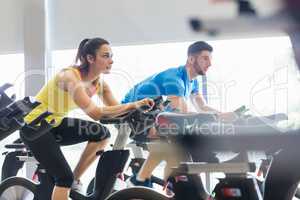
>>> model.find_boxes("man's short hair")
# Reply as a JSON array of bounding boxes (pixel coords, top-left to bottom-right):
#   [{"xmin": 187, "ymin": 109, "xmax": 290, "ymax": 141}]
[{"xmin": 187, "ymin": 41, "xmax": 213, "ymax": 56}]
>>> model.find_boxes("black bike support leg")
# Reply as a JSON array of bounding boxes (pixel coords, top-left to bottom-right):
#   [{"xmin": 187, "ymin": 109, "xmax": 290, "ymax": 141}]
[
  {"xmin": 92, "ymin": 150, "xmax": 130, "ymax": 200},
  {"xmin": 1, "ymin": 151, "xmax": 25, "ymax": 181},
  {"xmin": 34, "ymin": 167, "xmax": 54, "ymax": 200}
]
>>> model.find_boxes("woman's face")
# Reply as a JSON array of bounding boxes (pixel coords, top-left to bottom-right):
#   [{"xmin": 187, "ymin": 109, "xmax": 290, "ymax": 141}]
[{"xmin": 90, "ymin": 44, "xmax": 113, "ymax": 74}]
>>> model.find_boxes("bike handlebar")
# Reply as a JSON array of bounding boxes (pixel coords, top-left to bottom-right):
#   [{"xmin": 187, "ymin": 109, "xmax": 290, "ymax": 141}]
[
  {"xmin": 100, "ymin": 96, "xmax": 168, "ymax": 125},
  {"xmin": 0, "ymin": 83, "xmax": 54, "ymax": 142}
]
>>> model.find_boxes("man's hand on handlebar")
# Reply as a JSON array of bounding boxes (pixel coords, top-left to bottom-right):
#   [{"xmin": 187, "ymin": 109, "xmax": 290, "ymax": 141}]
[
  {"xmin": 134, "ymin": 98, "xmax": 155, "ymax": 111},
  {"xmin": 217, "ymin": 106, "xmax": 249, "ymax": 122},
  {"xmin": 217, "ymin": 112, "xmax": 239, "ymax": 122}
]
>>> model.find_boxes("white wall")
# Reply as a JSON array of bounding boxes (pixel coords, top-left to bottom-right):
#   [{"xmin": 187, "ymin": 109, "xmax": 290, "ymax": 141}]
[
  {"xmin": 0, "ymin": 0, "xmax": 289, "ymax": 96},
  {"xmin": 0, "ymin": 0, "xmax": 24, "ymax": 54},
  {"xmin": 48, "ymin": 0, "xmax": 237, "ymax": 50},
  {"xmin": 0, "ymin": 0, "xmax": 287, "ymax": 54},
  {"xmin": 48, "ymin": 0, "xmax": 285, "ymax": 50},
  {"xmin": 0, "ymin": 0, "xmax": 48, "ymax": 95}
]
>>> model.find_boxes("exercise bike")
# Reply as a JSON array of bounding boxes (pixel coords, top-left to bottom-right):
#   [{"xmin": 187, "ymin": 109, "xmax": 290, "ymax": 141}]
[
  {"xmin": 104, "ymin": 110, "xmax": 293, "ymax": 200},
  {"xmin": 0, "ymin": 82, "xmax": 44, "ymax": 183},
  {"xmin": 0, "ymin": 96, "xmax": 169, "ymax": 200},
  {"xmin": 0, "ymin": 83, "xmax": 41, "ymax": 142},
  {"xmin": 0, "ymin": 97, "xmax": 292, "ymax": 200}
]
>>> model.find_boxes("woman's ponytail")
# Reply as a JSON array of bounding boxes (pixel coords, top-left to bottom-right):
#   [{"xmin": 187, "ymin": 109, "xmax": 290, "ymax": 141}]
[{"xmin": 75, "ymin": 38, "xmax": 90, "ymax": 64}]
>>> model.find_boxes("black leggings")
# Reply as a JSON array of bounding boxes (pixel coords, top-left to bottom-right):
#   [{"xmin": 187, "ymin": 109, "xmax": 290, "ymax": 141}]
[{"xmin": 20, "ymin": 118, "xmax": 110, "ymax": 188}]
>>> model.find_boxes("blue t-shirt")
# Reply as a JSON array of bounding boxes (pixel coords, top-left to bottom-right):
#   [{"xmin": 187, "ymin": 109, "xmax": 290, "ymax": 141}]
[{"xmin": 122, "ymin": 66, "xmax": 199, "ymax": 103}]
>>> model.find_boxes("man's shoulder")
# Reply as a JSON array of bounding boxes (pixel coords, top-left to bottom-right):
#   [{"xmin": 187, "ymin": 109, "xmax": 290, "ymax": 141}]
[
  {"xmin": 134, "ymin": 65, "xmax": 184, "ymax": 88},
  {"xmin": 157, "ymin": 65, "xmax": 184, "ymax": 79}
]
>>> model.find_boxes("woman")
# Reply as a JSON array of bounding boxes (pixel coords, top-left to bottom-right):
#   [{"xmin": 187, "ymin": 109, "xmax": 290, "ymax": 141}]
[{"xmin": 21, "ymin": 37, "xmax": 154, "ymax": 200}]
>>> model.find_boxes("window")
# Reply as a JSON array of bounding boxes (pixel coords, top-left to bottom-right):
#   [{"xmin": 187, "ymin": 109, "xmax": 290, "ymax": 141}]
[
  {"xmin": 52, "ymin": 36, "xmax": 299, "ymax": 115},
  {"xmin": 207, "ymin": 36, "xmax": 299, "ymax": 116},
  {"xmin": 0, "ymin": 53, "xmax": 25, "ymax": 97}
]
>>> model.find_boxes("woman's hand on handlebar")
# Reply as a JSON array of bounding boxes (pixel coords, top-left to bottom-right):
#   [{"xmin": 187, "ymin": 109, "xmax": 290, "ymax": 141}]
[{"xmin": 135, "ymin": 98, "xmax": 155, "ymax": 111}]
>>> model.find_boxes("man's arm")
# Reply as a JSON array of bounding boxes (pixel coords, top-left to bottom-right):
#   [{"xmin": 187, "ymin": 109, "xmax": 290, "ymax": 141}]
[
  {"xmin": 166, "ymin": 96, "xmax": 189, "ymax": 113},
  {"xmin": 190, "ymin": 93, "xmax": 220, "ymax": 114},
  {"xmin": 190, "ymin": 93, "xmax": 238, "ymax": 121}
]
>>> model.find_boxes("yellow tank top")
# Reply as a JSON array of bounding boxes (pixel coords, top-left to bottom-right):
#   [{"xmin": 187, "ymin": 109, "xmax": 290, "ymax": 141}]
[{"xmin": 24, "ymin": 67, "xmax": 99, "ymax": 127}]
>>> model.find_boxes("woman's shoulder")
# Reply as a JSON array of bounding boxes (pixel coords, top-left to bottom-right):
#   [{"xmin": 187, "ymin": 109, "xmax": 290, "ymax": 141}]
[
  {"xmin": 54, "ymin": 66, "xmax": 82, "ymax": 89},
  {"xmin": 57, "ymin": 66, "xmax": 81, "ymax": 81}
]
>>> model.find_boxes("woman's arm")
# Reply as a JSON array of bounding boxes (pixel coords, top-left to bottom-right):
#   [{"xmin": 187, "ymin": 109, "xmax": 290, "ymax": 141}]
[
  {"xmin": 99, "ymin": 81, "xmax": 119, "ymax": 106},
  {"xmin": 57, "ymin": 70, "xmax": 153, "ymax": 120}
]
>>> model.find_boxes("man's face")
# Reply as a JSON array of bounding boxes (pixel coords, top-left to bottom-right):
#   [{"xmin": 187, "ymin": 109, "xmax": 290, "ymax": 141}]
[{"xmin": 191, "ymin": 50, "xmax": 212, "ymax": 75}]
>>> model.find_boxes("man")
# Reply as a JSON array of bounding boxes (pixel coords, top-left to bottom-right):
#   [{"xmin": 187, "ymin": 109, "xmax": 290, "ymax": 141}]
[{"xmin": 122, "ymin": 41, "xmax": 237, "ymax": 188}]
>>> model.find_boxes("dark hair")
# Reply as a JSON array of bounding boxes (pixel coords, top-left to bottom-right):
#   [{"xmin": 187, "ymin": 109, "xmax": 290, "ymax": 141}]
[
  {"xmin": 75, "ymin": 37, "xmax": 110, "ymax": 75},
  {"xmin": 187, "ymin": 41, "xmax": 213, "ymax": 56}
]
